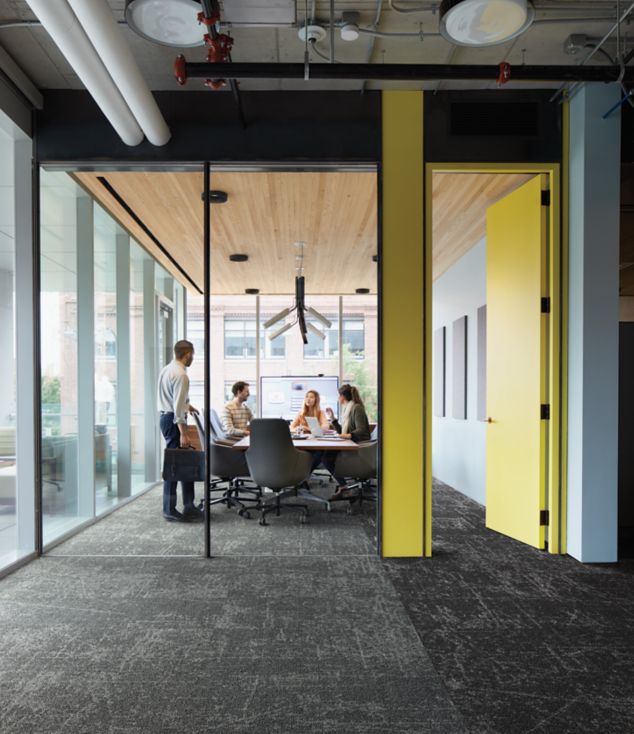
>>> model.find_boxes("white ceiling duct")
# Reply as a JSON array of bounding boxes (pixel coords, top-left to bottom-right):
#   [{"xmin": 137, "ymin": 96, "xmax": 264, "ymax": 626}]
[
  {"xmin": 24, "ymin": 0, "xmax": 143, "ymax": 146},
  {"xmin": 67, "ymin": 0, "xmax": 171, "ymax": 146}
]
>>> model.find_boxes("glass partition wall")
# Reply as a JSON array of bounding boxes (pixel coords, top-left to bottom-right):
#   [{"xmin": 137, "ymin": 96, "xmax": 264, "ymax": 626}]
[
  {"xmin": 0, "ymin": 116, "xmax": 35, "ymax": 572},
  {"xmin": 187, "ymin": 293, "xmax": 378, "ymax": 421},
  {"xmin": 40, "ymin": 169, "xmax": 186, "ymax": 546}
]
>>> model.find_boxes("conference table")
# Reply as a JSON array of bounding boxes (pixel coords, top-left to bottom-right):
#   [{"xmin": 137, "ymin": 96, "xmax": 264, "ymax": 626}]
[{"xmin": 231, "ymin": 435, "xmax": 359, "ymax": 451}]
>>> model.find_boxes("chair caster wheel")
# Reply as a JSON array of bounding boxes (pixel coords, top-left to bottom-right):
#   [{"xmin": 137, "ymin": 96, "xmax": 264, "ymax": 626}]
[
  {"xmin": 259, "ymin": 517, "xmax": 267, "ymax": 526},
  {"xmin": 239, "ymin": 510, "xmax": 251, "ymax": 519}
]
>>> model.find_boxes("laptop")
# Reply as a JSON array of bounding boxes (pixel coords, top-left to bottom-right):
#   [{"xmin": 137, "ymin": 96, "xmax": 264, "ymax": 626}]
[
  {"xmin": 306, "ymin": 416, "xmax": 345, "ymax": 440},
  {"xmin": 305, "ymin": 416, "xmax": 324, "ymax": 436}
]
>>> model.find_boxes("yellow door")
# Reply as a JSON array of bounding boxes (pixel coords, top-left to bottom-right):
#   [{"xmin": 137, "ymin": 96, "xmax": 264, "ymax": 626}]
[{"xmin": 486, "ymin": 175, "xmax": 549, "ymax": 549}]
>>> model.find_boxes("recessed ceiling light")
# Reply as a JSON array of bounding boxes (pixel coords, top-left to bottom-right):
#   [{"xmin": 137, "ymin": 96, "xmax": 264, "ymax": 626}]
[
  {"xmin": 439, "ymin": 0, "xmax": 535, "ymax": 47},
  {"xmin": 229, "ymin": 254, "xmax": 248, "ymax": 262},
  {"xmin": 125, "ymin": 0, "xmax": 205, "ymax": 48}
]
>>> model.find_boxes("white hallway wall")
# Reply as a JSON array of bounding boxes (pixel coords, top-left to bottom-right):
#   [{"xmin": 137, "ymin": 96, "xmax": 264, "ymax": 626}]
[{"xmin": 432, "ymin": 237, "xmax": 487, "ymax": 505}]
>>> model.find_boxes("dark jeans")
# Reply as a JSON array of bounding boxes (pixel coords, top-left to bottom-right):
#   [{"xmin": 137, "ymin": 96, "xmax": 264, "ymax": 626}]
[
  {"xmin": 160, "ymin": 413, "xmax": 195, "ymax": 515},
  {"xmin": 321, "ymin": 451, "xmax": 345, "ymax": 487},
  {"xmin": 310, "ymin": 451, "xmax": 323, "ymax": 473}
]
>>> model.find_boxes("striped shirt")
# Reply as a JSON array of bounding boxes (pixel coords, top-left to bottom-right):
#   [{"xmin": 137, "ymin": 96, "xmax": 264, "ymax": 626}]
[
  {"xmin": 222, "ymin": 398, "xmax": 253, "ymax": 437},
  {"xmin": 157, "ymin": 360, "xmax": 190, "ymax": 425}
]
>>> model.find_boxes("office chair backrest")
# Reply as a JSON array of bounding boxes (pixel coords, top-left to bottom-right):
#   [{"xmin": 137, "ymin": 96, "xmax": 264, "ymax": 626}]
[
  {"xmin": 193, "ymin": 411, "xmax": 206, "ymax": 447},
  {"xmin": 210, "ymin": 408, "xmax": 226, "ymax": 439},
  {"xmin": 193, "ymin": 410, "xmax": 250, "ymax": 478},
  {"xmin": 246, "ymin": 418, "xmax": 311, "ymax": 490},
  {"xmin": 210, "ymin": 440, "xmax": 250, "ymax": 479},
  {"xmin": 334, "ymin": 441, "xmax": 377, "ymax": 480}
]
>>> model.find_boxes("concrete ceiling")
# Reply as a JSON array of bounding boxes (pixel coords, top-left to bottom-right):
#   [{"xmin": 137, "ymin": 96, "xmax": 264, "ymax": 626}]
[{"xmin": 0, "ymin": 1, "xmax": 628, "ymax": 93}]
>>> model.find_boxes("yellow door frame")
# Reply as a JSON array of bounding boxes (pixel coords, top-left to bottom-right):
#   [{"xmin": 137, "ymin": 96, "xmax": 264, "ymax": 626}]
[{"xmin": 424, "ymin": 161, "xmax": 567, "ymax": 554}]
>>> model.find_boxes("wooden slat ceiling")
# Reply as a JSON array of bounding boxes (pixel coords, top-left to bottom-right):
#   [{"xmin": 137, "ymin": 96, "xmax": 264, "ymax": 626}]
[
  {"xmin": 74, "ymin": 171, "xmax": 377, "ymax": 295},
  {"xmin": 432, "ymin": 172, "xmax": 535, "ymax": 280}
]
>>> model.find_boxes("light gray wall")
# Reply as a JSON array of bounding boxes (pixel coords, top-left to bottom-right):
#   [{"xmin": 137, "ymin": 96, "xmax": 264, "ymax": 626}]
[
  {"xmin": 432, "ymin": 237, "xmax": 487, "ymax": 505},
  {"xmin": 568, "ymin": 83, "xmax": 620, "ymax": 563}
]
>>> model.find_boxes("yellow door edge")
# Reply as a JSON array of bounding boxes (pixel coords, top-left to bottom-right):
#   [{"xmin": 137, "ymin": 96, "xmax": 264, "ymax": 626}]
[{"xmin": 424, "ymin": 164, "xmax": 433, "ymax": 557}]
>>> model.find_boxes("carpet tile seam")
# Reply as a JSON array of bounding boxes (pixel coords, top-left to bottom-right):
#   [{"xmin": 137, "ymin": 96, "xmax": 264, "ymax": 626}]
[{"xmin": 369, "ymin": 555, "xmax": 470, "ymax": 732}]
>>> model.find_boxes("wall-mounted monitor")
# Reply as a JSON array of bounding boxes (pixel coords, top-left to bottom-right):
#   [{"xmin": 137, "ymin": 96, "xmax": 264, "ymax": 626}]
[{"xmin": 259, "ymin": 376, "xmax": 340, "ymax": 421}]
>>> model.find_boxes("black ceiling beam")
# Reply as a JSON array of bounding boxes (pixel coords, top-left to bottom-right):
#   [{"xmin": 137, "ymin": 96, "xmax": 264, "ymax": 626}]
[{"xmin": 183, "ymin": 62, "xmax": 634, "ymax": 84}]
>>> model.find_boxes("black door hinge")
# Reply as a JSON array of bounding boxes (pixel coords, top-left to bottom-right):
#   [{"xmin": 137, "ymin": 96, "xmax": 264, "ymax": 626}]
[
  {"xmin": 540, "ymin": 510, "xmax": 549, "ymax": 526},
  {"xmin": 540, "ymin": 404, "xmax": 550, "ymax": 420},
  {"xmin": 541, "ymin": 190, "xmax": 551, "ymax": 206},
  {"xmin": 541, "ymin": 297, "xmax": 551, "ymax": 314}
]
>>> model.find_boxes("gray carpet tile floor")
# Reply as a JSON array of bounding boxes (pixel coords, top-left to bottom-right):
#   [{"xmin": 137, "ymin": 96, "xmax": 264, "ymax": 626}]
[
  {"xmin": 47, "ymin": 482, "xmax": 378, "ymax": 558},
  {"xmin": 2, "ymin": 479, "xmax": 634, "ymax": 732},
  {"xmin": 384, "ymin": 480, "xmax": 634, "ymax": 734}
]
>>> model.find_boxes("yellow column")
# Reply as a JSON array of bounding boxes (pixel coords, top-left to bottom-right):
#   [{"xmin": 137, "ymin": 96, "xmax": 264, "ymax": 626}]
[{"xmin": 381, "ymin": 91, "xmax": 428, "ymax": 557}]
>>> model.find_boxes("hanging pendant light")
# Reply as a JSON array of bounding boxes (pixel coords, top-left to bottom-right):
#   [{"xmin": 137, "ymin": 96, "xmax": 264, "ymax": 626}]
[{"xmin": 439, "ymin": 0, "xmax": 535, "ymax": 47}]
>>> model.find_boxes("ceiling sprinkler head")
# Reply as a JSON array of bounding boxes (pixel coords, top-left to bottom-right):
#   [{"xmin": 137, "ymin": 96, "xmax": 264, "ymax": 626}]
[{"xmin": 297, "ymin": 24, "xmax": 327, "ymax": 44}]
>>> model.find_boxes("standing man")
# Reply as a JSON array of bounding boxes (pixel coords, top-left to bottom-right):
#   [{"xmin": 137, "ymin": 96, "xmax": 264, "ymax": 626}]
[
  {"xmin": 222, "ymin": 381, "xmax": 253, "ymax": 438},
  {"xmin": 157, "ymin": 340, "xmax": 202, "ymax": 522}
]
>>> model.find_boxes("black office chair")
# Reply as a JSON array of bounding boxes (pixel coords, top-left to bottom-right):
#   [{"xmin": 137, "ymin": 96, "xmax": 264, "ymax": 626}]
[
  {"xmin": 246, "ymin": 419, "xmax": 312, "ymax": 526},
  {"xmin": 193, "ymin": 412, "xmax": 261, "ymax": 518},
  {"xmin": 333, "ymin": 441, "xmax": 378, "ymax": 514}
]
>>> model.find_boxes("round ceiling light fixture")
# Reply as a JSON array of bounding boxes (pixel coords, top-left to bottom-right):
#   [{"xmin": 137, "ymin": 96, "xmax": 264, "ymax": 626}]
[
  {"xmin": 439, "ymin": 0, "xmax": 534, "ymax": 47},
  {"xmin": 125, "ymin": 0, "xmax": 205, "ymax": 48},
  {"xmin": 340, "ymin": 23, "xmax": 360, "ymax": 42}
]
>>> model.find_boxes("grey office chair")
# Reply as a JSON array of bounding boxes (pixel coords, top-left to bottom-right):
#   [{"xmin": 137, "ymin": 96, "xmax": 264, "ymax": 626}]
[
  {"xmin": 246, "ymin": 418, "xmax": 312, "ymax": 526},
  {"xmin": 210, "ymin": 408, "xmax": 230, "ymax": 441},
  {"xmin": 193, "ymin": 412, "xmax": 261, "ymax": 518},
  {"xmin": 333, "ymin": 441, "xmax": 378, "ymax": 513}
]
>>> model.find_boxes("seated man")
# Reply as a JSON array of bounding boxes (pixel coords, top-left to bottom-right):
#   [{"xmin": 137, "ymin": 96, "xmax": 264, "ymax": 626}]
[{"xmin": 222, "ymin": 381, "xmax": 254, "ymax": 438}]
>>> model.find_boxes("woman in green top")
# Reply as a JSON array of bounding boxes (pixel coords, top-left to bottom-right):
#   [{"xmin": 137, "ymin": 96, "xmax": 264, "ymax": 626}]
[{"xmin": 323, "ymin": 384, "xmax": 371, "ymax": 499}]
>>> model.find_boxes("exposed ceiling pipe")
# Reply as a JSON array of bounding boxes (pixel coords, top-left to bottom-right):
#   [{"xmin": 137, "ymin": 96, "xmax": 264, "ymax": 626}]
[
  {"xmin": 66, "ymin": 0, "xmax": 171, "ymax": 146},
  {"xmin": 329, "ymin": 0, "xmax": 335, "ymax": 63},
  {"xmin": 361, "ymin": 0, "xmax": 385, "ymax": 92},
  {"xmin": 23, "ymin": 0, "xmax": 143, "ymax": 146},
  {"xmin": 551, "ymin": 0, "xmax": 634, "ymax": 101},
  {"xmin": 181, "ymin": 61, "xmax": 634, "ymax": 83}
]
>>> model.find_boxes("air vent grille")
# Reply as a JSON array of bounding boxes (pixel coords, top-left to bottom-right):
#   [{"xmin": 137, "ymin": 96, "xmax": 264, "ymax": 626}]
[{"xmin": 450, "ymin": 102, "xmax": 540, "ymax": 136}]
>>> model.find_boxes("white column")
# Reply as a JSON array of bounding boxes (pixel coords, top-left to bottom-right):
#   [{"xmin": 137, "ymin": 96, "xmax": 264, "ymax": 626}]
[
  {"xmin": 14, "ymin": 138, "xmax": 36, "ymax": 554},
  {"xmin": 143, "ymin": 258, "xmax": 158, "ymax": 481},
  {"xmin": 567, "ymin": 83, "xmax": 621, "ymax": 562},
  {"xmin": 116, "ymin": 231, "xmax": 131, "ymax": 498},
  {"xmin": 76, "ymin": 195, "xmax": 95, "ymax": 519}
]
